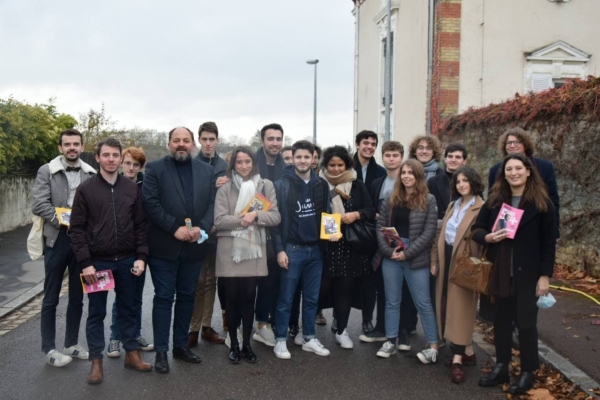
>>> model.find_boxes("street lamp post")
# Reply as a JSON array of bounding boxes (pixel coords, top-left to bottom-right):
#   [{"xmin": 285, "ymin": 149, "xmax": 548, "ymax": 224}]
[{"xmin": 306, "ymin": 59, "xmax": 319, "ymax": 144}]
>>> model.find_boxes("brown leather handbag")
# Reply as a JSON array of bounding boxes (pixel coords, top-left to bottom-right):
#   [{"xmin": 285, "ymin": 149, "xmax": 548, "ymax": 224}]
[{"xmin": 450, "ymin": 231, "xmax": 493, "ymax": 295}]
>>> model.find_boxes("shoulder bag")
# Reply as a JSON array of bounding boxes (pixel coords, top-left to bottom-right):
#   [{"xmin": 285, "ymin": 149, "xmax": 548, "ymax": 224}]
[{"xmin": 449, "ymin": 230, "xmax": 493, "ymax": 295}]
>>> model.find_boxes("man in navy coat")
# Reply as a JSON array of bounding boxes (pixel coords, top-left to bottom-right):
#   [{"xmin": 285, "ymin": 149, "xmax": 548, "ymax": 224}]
[{"xmin": 142, "ymin": 126, "xmax": 216, "ymax": 373}]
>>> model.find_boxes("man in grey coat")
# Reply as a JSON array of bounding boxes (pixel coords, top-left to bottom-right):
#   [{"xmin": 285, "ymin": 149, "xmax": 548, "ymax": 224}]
[{"xmin": 31, "ymin": 128, "xmax": 96, "ymax": 367}]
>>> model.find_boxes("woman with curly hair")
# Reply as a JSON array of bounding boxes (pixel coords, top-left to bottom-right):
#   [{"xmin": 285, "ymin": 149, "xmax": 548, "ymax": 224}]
[
  {"xmin": 373, "ymin": 160, "xmax": 439, "ymax": 364},
  {"xmin": 317, "ymin": 146, "xmax": 375, "ymax": 349}
]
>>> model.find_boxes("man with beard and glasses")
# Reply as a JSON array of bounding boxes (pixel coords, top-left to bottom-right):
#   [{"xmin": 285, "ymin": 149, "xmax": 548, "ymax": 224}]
[
  {"xmin": 32, "ymin": 128, "xmax": 96, "ymax": 367},
  {"xmin": 71, "ymin": 138, "xmax": 152, "ymax": 384},
  {"xmin": 142, "ymin": 127, "xmax": 216, "ymax": 373}
]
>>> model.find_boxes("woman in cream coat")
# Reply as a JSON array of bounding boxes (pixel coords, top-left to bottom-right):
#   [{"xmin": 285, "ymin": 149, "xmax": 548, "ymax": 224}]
[
  {"xmin": 431, "ymin": 166, "xmax": 484, "ymax": 384},
  {"xmin": 214, "ymin": 146, "xmax": 280, "ymax": 364}
]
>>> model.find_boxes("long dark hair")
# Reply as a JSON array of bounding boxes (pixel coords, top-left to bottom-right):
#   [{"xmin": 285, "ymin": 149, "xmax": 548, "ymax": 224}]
[
  {"xmin": 227, "ymin": 146, "xmax": 259, "ymax": 178},
  {"xmin": 390, "ymin": 160, "xmax": 429, "ymax": 210},
  {"xmin": 488, "ymin": 153, "xmax": 549, "ymax": 211}
]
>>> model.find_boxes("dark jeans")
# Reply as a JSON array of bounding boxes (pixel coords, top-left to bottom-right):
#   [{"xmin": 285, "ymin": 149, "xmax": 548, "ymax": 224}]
[
  {"xmin": 87, "ymin": 257, "xmax": 137, "ymax": 360},
  {"xmin": 289, "ymin": 285, "xmax": 302, "ymax": 327},
  {"xmin": 110, "ymin": 268, "xmax": 146, "ymax": 340},
  {"xmin": 255, "ymin": 257, "xmax": 281, "ymax": 324},
  {"xmin": 275, "ymin": 244, "xmax": 322, "ymax": 340},
  {"xmin": 40, "ymin": 230, "xmax": 83, "ymax": 354},
  {"xmin": 149, "ymin": 249, "xmax": 203, "ymax": 352},
  {"xmin": 495, "ymin": 296, "xmax": 539, "ymax": 372}
]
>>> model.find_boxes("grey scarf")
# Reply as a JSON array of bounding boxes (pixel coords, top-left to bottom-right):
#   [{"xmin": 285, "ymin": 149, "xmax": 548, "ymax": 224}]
[{"xmin": 422, "ymin": 159, "xmax": 439, "ymax": 181}]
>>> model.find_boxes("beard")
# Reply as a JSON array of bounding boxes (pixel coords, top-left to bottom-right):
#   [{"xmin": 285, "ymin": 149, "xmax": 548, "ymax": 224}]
[{"xmin": 170, "ymin": 148, "xmax": 191, "ymax": 162}]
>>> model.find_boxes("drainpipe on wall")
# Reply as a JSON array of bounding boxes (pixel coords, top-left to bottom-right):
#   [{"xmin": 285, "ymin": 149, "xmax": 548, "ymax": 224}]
[
  {"xmin": 353, "ymin": 2, "xmax": 360, "ymax": 137},
  {"xmin": 426, "ymin": 0, "xmax": 435, "ymax": 135},
  {"xmin": 383, "ymin": 0, "xmax": 392, "ymax": 142}
]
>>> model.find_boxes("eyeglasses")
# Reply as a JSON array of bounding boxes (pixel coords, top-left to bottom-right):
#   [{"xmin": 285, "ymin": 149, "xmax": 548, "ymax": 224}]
[
  {"xmin": 417, "ymin": 146, "xmax": 433, "ymax": 151},
  {"xmin": 506, "ymin": 140, "xmax": 522, "ymax": 147},
  {"xmin": 123, "ymin": 161, "xmax": 141, "ymax": 168}
]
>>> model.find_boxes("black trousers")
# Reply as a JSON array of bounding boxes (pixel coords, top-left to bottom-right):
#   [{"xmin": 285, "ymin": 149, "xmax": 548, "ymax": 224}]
[
  {"xmin": 494, "ymin": 296, "xmax": 539, "ymax": 372},
  {"xmin": 224, "ymin": 277, "xmax": 259, "ymax": 347}
]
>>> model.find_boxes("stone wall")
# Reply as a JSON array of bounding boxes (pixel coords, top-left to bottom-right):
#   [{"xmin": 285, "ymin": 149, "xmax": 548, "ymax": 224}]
[
  {"xmin": 0, "ymin": 177, "xmax": 35, "ymax": 233},
  {"xmin": 438, "ymin": 120, "xmax": 600, "ymax": 278}
]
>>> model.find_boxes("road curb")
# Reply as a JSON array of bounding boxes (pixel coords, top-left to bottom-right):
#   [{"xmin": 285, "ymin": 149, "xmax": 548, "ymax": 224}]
[
  {"xmin": 474, "ymin": 328, "xmax": 600, "ymax": 396},
  {"xmin": 0, "ymin": 281, "xmax": 45, "ymax": 319}
]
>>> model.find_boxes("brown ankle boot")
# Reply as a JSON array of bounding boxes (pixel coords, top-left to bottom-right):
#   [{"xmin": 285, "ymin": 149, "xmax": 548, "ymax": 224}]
[
  {"xmin": 87, "ymin": 359, "xmax": 103, "ymax": 384},
  {"xmin": 125, "ymin": 350, "xmax": 153, "ymax": 372}
]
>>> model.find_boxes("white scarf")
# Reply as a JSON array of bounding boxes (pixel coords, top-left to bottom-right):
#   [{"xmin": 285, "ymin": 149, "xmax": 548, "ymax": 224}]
[{"xmin": 231, "ymin": 173, "xmax": 265, "ymax": 263}]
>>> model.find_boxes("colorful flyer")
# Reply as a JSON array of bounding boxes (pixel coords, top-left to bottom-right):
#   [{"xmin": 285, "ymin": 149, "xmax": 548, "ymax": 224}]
[
  {"xmin": 80, "ymin": 270, "xmax": 115, "ymax": 294},
  {"xmin": 320, "ymin": 213, "xmax": 342, "ymax": 240},
  {"xmin": 492, "ymin": 203, "xmax": 524, "ymax": 239}
]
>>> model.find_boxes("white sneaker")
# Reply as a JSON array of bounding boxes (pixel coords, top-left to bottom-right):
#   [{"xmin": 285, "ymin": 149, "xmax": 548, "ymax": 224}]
[
  {"xmin": 253, "ymin": 325, "xmax": 276, "ymax": 347},
  {"xmin": 417, "ymin": 348, "xmax": 438, "ymax": 364},
  {"xmin": 63, "ymin": 344, "xmax": 89, "ymax": 360},
  {"xmin": 274, "ymin": 341, "xmax": 291, "ymax": 359},
  {"xmin": 294, "ymin": 329, "xmax": 304, "ymax": 346},
  {"xmin": 46, "ymin": 349, "xmax": 73, "ymax": 367},
  {"xmin": 136, "ymin": 336, "xmax": 154, "ymax": 351},
  {"xmin": 302, "ymin": 338, "xmax": 330, "ymax": 356},
  {"xmin": 335, "ymin": 329, "xmax": 354, "ymax": 349},
  {"xmin": 225, "ymin": 328, "xmax": 243, "ymax": 349}
]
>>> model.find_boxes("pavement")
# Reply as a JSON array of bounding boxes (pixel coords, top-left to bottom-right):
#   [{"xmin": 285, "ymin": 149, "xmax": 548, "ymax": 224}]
[{"xmin": 0, "ymin": 225, "xmax": 598, "ymax": 399}]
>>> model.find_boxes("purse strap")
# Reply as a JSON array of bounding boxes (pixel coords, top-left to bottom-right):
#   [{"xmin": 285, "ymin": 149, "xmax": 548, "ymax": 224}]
[{"xmin": 462, "ymin": 229, "xmax": 489, "ymax": 261}]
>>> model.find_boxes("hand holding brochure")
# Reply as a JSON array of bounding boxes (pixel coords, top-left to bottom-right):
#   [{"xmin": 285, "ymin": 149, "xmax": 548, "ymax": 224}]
[
  {"xmin": 321, "ymin": 213, "xmax": 342, "ymax": 240},
  {"xmin": 80, "ymin": 270, "xmax": 115, "ymax": 294},
  {"xmin": 380, "ymin": 227, "xmax": 405, "ymax": 249},
  {"xmin": 55, "ymin": 207, "xmax": 71, "ymax": 227},
  {"xmin": 492, "ymin": 203, "xmax": 524, "ymax": 239},
  {"xmin": 242, "ymin": 193, "xmax": 272, "ymax": 214}
]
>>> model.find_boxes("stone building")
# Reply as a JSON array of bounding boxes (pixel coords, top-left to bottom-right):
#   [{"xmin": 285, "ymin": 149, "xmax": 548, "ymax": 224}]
[{"xmin": 351, "ymin": 0, "xmax": 600, "ymax": 145}]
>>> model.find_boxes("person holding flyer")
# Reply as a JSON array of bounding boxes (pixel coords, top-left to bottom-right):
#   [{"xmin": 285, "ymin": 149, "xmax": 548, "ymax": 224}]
[
  {"xmin": 214, "ymin": 147, "xmax": 281, "ymax": 364},
  {"xmin": 70, "ymin": 138, "xmax": 152, "ymax": 384},
  {"xmin": 473, "ymin": 153, "xmax": 556, "ymax": 395}
]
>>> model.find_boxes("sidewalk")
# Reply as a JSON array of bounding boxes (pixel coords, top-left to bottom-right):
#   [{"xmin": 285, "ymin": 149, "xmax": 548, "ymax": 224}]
[{"xmin": 0, "ymin": 224, "xmax": 45, "ymax": 317}]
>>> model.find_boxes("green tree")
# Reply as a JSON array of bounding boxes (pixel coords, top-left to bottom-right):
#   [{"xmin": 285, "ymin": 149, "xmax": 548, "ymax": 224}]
[{"xmin": 0, "ymin": 97, "xmax": 77, "ymax": 175}]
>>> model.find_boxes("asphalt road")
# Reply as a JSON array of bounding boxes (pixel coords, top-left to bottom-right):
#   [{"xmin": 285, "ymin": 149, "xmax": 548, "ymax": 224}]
[{"xmin": 0, "ymin": 276, "xmax": 508, "ymax": 400}]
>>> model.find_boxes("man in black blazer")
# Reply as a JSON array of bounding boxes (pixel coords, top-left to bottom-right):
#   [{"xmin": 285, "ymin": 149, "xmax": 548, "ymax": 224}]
[{"xmin": 142, "ymin": 126, "xmax": 216, "ymax": 373}]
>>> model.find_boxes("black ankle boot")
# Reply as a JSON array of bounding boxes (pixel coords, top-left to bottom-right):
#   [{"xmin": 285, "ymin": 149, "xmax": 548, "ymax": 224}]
[
  {"xmin": 241, "ymin": 345, "xmax": 257, "ymax": 363},
  {"xmin": 508, "ymin": 371, "xmax": 535, "ymax": 395},
  {"xmin": 478, "ymin": 363, "xmax": 510, "ymax": 387},
  {"xmin": 229, "ymin": 345, "xmax": 240, "ymax": 364}
]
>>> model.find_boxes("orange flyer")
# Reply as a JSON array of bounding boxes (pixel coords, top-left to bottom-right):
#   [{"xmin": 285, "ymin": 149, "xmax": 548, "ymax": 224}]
[{"xmin": 241, "ymin": 193, "xmax": 272, "ymax": 214}]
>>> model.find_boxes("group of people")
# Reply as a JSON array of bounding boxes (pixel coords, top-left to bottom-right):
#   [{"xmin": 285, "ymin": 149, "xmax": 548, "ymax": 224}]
[{"xmin": 32, "ymin": 123, "xmax": 558, "ymax": 396}]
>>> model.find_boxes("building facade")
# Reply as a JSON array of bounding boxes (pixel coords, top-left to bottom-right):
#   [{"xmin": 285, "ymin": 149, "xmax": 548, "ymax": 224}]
[{"xmin": 352, "ymin": 0, "xmax": 600, "ymax": 146}]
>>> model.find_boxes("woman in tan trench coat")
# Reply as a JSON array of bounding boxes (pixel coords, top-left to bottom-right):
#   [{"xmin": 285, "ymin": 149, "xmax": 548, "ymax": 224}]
[
  {"xmin": 430, "ymin": 166, "xmax": 484, "ymax": 384},
  {"xmin": 214, "ymin": 147, "xmax": 281, "ymax": 364}
]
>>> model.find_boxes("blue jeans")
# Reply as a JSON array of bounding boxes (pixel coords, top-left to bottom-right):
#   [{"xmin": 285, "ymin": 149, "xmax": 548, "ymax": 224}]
[
  {"xmin": 255, "ymin": 257, "xmax": 280, "ymax": 324},
  {"xmin": 382, "ymin": 256, "xmax": 439, "ymax": 344},
  {"xmin": 110, "ymin": 268, "xmax": 146, "ymax": 340},
  {"xmin": 149, "ymin": 249, "xmax": 202, "ymax": 352},
  {"xmin": 275, "ymin": 244, "xmax": 322, "ymax": 341},
  {"xmin": 86, "ymin": 257, "xmax": 137, "ymax": 360},
  {"xmin": 41, "ymin": 230, "xmax": 83, "ymax": 353}
]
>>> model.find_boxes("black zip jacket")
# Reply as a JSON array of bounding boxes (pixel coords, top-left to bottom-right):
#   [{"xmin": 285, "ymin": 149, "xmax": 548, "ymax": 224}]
[{"xmin": 70, "ymin": 173, "xmax": 148, "ymax": 269}]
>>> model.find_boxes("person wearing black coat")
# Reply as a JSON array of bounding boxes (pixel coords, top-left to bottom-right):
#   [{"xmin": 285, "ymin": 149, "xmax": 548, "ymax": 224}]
[
  {"xmin": 473, "ymin": 154, "xmax": 556, "ymax": 396},
  {"xmin": 318, "ymin": 146, "xmax": 376, "ymax": 349},
  {"xmin": 352, "ymin": 130, "xmax": 386, "ymax": 191}
]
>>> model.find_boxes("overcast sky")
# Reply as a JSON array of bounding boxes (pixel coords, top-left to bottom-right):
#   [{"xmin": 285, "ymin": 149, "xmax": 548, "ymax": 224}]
[{"xmin": 0, "ymin": 0, "xmax": 356, "ymax": 148}]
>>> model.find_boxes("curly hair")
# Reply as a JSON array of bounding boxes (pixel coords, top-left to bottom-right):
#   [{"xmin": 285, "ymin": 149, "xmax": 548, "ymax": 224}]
[
  {"xmin": 488, "ymin": 153, "xmax": 549, "ymax": 212},
  {"xmin": 497, "ymin": 127, "xmax": 535, "ymax": 157},
  {"xmin": 450, "ymin": 166, "xmax": 484, "ymax": 198},
  {"xmin": 390, "ymin": 160, "xmax": 429, "ymax": 211},
  {"xmin": 320, "ymin": 145, "xmax": 353, "ymax": 170},
  {"xmin": 408, "ymin": 135, "xmax": 442, "ymax": 162}
]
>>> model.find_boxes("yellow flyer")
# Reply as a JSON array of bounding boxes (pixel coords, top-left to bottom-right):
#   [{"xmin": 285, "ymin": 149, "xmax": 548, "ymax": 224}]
[{"xmin": 320, "ymin": 213, "xmax": 341, "ymax": 240}]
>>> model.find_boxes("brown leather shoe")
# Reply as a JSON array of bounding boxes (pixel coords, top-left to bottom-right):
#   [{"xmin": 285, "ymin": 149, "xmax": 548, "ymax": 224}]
[
  {"xmin": 188, "ymin": 331, "xmax": 199, "ymax": 348},
  {"xmin": 124, "ymin": 350, "xmax": 153, "ymax": 372},
  {"xmin": 201, "ymin": 327, "xmax": 225, "ymax": 344},
  {"xmin": 451, "ymin": 363, "xmax": 466, "ymax": 384},
  {"xmin": 87, "ymin": 359, "xmax": 103, "ymax": 385}
]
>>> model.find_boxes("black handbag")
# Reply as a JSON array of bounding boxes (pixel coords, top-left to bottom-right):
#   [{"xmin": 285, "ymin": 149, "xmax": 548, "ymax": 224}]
[{"xmin": 342, "ymin": 220, "xmax": 377, "ymax": 254}]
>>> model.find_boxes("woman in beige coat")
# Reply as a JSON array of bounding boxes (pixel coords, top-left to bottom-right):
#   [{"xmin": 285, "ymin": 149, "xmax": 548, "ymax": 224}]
[
  {"xmin": 430, "ymin": 166, "xmax": 484, "ymax": 384},
  {"xmin": 214, "ymin": 147, "xmax": 280, "ymax": 364}
]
